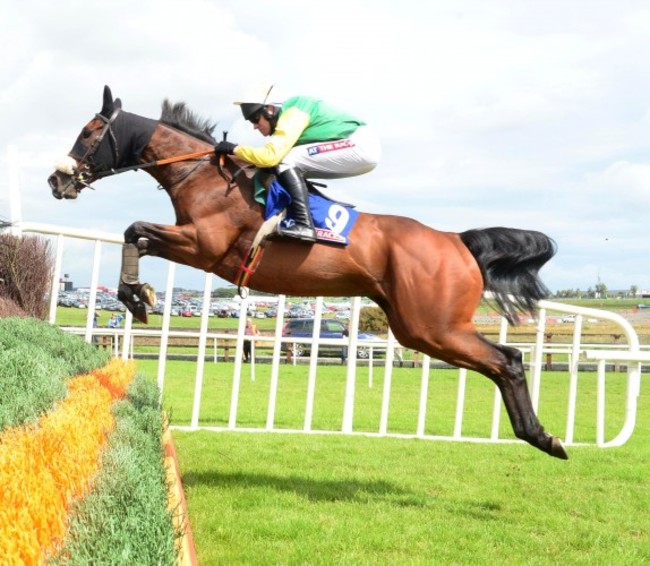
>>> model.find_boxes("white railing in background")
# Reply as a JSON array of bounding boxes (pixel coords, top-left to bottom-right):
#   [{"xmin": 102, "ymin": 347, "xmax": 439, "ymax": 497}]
[
  {"xmin": 535, "ymin": 300, "xmax": 644, "ymax": 447},
  {"xmin": 6, "ymin": 219, "xmax": 647, "ymax": 449}
]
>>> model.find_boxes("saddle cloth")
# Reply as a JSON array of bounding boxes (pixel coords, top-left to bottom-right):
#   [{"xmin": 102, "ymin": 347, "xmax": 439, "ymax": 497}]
[{"xmin": 263, "ymin": 180, "xmax": 359, "ymax": 245}]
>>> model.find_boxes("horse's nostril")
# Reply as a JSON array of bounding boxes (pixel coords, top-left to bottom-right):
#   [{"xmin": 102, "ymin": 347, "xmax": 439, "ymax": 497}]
[{"xmin": 48, "ymin": 174, "xmax": 58, "ymax": 190}]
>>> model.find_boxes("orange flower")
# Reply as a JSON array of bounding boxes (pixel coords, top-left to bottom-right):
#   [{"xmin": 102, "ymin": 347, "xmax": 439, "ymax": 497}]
[{"xmin": 0, "ymin": 359, "xmax": 136, "ymax": 564}]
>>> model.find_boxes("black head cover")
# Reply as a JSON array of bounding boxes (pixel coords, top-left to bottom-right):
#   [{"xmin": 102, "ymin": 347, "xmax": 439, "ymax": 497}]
[{"xmin": 71, "ymin": 85, "xmax": 157, "ymax": 169}]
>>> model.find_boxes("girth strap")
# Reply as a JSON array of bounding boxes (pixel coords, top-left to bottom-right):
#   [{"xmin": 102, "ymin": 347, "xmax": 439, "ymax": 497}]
[{"xmin": 236, "ymin": 211, "xmax": 286, "ymax": 297}]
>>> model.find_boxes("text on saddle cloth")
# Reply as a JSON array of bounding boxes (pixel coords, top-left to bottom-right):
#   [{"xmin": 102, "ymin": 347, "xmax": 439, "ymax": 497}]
[{"xmin": 264, "ymin": 180, "xmax": 359, "ymax": 245}]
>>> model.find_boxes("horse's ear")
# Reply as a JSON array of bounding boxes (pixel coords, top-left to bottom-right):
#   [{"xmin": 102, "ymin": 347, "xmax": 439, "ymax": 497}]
[
  {"xmin": 114, "ymin": 97, "xmax": 122, "ymax": 109},
  {"xmin": 101, "ymin": 85, "xmax": 114, "ymax": 117}
]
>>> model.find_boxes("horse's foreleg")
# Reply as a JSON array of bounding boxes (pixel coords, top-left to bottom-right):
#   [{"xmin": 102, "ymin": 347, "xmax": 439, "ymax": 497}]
[
  {"xmin": 118, "ymin": 221, "xmax": 201, "ymax": 323},
  {"xmin": 117, "ymin": 242, "xmax": 156, "ymax": 323}
]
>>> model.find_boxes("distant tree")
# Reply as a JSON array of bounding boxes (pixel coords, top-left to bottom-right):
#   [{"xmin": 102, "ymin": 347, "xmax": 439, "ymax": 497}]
[
  {"xmin": 212, "ymin": 287, "xmax": 238, "ymax": 298},
  {"xmin": 631, "ymin": 285, "xmax": 638, "ymax": 298},
  {"xmin": 554, "ymin": 289, "xmax": 573, "ymax": 298},
  {"xmin": 554, "ymin": 288, "xmax": 585, "ymax": 299},
  {"xmin": 359, "ymin": 306, "xmax": 388, "ymax": 333},
  {"xmin": 594, "ymin": 282, "xmax": 608, "ymax": 298}
]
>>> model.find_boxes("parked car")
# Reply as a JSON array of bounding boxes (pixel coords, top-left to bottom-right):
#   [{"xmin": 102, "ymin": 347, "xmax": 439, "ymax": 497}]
[
  {"xmin": 282, "ymin": 318, "xmax": 382, "ymax": 358},
  {"xmin": 356, "ymin": 331, "xmax": 383, "ymax": 359}
]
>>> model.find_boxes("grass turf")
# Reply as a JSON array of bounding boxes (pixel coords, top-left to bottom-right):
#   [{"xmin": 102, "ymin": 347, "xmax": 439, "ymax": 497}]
[{"xmin": 136, "ymin": 359, "xmax": 650, "ymax": 564}]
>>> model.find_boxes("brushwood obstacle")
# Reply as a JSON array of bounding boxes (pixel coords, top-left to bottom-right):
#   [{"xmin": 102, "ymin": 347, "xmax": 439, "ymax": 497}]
[{"xmin": 5, "ymin": 219, "xmax": 647, "ymax": 450}]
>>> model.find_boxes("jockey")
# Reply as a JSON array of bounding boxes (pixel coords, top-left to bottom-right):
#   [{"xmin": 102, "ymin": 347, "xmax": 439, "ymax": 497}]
[{"xmin": 214, "ymin": 91, "xmax": 381, "ymax": 242}]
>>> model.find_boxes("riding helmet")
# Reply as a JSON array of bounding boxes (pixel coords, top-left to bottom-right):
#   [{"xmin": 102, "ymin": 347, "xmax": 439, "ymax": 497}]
[{"xmin": 236, "ymin": 102, "xmax": 265, "ymax": 121}]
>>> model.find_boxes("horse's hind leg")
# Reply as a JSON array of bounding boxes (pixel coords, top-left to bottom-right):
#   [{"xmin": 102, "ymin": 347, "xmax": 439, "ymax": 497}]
[
  {"xmin": 389, "ymin": 313, "xmax": 568, "ymax": 459},
  {"xmin": 486, "ymin": 340, "xmax": 568, "ymax": 459},
  {"xmin": 442, "ymin": 331, "xmax": 568, "ymax": 459}
]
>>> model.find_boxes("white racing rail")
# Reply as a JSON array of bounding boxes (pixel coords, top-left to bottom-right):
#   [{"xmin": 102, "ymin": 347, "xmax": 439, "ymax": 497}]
[
  {"xmin": 535, "ymin": 300, "xmax": 643, "ymax": 447},
  {"xmin": 6, "ymin": 219, "xmax": 647, "ymax": 448}
]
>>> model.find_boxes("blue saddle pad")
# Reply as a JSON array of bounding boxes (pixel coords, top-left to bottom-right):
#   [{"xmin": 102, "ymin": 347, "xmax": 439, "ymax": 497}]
[{"xmin": 264, "ymin": 180, "xmax": 359, "ymax": 245}]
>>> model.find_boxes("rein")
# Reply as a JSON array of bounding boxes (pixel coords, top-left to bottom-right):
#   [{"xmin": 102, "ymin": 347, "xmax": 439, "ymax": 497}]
[
  {"xmin": 94, "ymin": 148, "xmax": 214, "ymax": 179},
  {"xmin": 93, "ymin": 148, "xmax": 240, "ymax": 189}
]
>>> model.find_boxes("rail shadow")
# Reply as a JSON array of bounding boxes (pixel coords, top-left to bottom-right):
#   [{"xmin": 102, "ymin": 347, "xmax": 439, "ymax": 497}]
[{"xmin": 180, "ymin": 470, "xmax": 429, "ymax": 507}]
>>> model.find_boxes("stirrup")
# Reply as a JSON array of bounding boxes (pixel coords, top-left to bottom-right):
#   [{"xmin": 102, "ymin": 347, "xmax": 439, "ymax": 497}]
[{"xmin": 274, "ymin": 223, "xmax": 316, "ymax": 243}]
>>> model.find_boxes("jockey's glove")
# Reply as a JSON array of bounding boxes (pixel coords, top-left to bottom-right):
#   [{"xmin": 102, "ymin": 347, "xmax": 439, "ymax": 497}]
[{"xmin": 214, "ymin": 141, "xmax": 237, "ymax": 155}]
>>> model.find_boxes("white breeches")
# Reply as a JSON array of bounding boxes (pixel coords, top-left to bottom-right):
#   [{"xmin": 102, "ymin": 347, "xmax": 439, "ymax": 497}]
[{"xmin": 276, "ymin": 125, "xmax": 381, "ymax": 180}]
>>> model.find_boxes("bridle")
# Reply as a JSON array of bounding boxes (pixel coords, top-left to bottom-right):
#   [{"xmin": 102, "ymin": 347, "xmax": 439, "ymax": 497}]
[
  {"xmin": 71, "ymin": 108, "xmax": 122, "ymax": 189},
  {"xmin": 65, "ymin": 111, "xmax": 240, "ymax": 191}
]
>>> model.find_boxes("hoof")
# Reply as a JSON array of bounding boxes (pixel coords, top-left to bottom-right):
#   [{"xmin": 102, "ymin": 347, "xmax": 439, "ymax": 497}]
[
  {"xmin": 549, "ymin": 436, "xmax": 569, "ymax": 460},
  {"xmin": 131, "ymin": 302, "xmax": 148, "ymax": 324},
  {"xmin": 139, "ymin": 283, "xmax": 156, "ymax": 308}
]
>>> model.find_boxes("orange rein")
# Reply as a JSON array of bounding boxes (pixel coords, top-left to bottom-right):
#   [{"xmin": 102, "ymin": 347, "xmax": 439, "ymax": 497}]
[
  {"xmin": 156, "ymin": 150, "xmax": 234, "ymax": 188},
  {"xmin": 94, "ymin": 148, "xmax": 235, "ymax": 188},
  {"xmin": 154, "ymin": 149, "xmax": 214, "ymax": 166}
]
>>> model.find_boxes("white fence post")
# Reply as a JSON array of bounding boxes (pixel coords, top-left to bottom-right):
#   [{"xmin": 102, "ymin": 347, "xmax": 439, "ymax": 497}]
[
  {"xmin": 228, "ymin": 297, "xmax": 248, "ymax": 430},
  {"xmin": 378, "ymin": 328, "xmax": 396, "ymax": 435},
  {"xmin": 156, "ymin": 262, "xmax": 176, "ymax": 401},
  {"xmin": 48, "ymin": 234, "xmax": 65, "ymax": 324},
  {"xmin": 190, "ymin": 272, "xmax": 214, "ymax": 429},
  {"xmin": 304, "ymin": 296, "xmax": 324, "ymax": 431},
  {"xmin": 416, "ymin": 354, "xmax": 431, "ymax": 437},
  {"xmin": 84, "ymin": 240, "xmax": 102, "ymax": 344},
  {"xmin": 342, "ymin": 296, "xmax": 361, "ymax": 433}
]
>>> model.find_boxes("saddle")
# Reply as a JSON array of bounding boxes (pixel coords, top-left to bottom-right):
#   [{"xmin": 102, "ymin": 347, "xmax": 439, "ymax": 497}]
[
  {"xmin": 236, "ymin": 170, "xmax": 360, "ymax": 294},
  {"xmin": 254, "ymin": 170, "xmax": 356, "ymax": 210}
]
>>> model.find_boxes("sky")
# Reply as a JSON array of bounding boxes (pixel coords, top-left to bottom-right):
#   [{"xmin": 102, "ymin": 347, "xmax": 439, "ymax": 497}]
[{"xmin": 1, "ymin": 0, "xmax": 650, "ymax": 295}]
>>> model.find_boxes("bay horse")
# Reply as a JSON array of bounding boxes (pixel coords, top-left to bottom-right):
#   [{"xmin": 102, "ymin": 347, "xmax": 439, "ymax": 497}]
[{"xmin": 48, "ymin": 86, "xmax": 567, "ymax": 459}]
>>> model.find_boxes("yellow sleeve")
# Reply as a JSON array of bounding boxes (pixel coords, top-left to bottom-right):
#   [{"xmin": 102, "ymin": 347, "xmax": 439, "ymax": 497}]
[{"xmin": 233, "ymin": 107, "xmax": 310, "ymax": 168}]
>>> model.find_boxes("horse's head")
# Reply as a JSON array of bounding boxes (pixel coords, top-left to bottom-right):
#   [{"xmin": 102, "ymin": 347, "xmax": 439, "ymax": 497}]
[{"xmin": 48, "ymin": 85, "xmax": 125, "ymax": 199}]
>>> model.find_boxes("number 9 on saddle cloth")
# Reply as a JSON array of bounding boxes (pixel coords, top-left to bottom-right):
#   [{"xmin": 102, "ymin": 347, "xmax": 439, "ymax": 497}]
[{"xmin": 261, "ymin": 178, "xmax": 359, "ymax": 245}]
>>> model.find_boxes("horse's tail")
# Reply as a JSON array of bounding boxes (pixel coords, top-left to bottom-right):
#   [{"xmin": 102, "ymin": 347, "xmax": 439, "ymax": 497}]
[{"xmin": 459, "ymin": 227, "xmax": 556, "ymax": 324}]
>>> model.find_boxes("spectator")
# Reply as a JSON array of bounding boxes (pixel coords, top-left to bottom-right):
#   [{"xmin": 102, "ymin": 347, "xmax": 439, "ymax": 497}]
[
  {"xmin": 243, "ymin": 318, "xmax": 259, "ymax": 362},
  {"xmin": 92, "ymin": 312, "xmax": 99, "ymax": 345}
]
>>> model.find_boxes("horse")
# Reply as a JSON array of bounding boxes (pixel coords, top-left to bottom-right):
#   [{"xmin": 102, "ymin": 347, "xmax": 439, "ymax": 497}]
[{"xmin": 48, "ymin": 85, "xmax": 567, "ymax": 460}]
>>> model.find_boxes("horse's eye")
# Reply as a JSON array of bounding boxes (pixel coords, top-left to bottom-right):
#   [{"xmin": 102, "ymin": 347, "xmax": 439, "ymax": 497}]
[{"xmin": 81, "ymin": 128, "xmax": 92, "ymax": 139}]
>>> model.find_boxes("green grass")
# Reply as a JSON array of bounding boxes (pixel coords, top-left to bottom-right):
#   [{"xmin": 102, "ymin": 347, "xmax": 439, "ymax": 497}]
[
  {"xmin": 52, "ymin": 374, "xmax": 178, "ymax": 565},
  {"xmin": 152, "ymin": 360, "xmax": 631, "ymax": 444},
  {"xmin": 173, "ymin": 432, "xmax": 650, "ymax": 565},
  {"xmin": 0, "ymin": 317, "xmax": 110, "ymax": 431},
  {"xmin": 134, "ymin": 359, "xmax": 650, "ymax": 564},
  {"xmin": 0, "ymin": 318, "xmax": 176, "ymax": 562}
]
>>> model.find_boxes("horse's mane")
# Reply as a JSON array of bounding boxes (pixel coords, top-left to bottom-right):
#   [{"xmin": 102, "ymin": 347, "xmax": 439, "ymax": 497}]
[{"xmin": 160, "ymin": 100, "xmax": 217, "ymax": 144}]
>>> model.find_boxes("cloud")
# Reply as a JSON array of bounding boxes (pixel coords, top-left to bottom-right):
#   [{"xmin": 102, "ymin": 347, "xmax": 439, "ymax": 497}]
[
  {"xmin": 584, "ymin": 161, "xmax": 650, "ymax": 204},
  {"xmin": 2, "ymin": 1, "xmax": 650, "ymax": 295}
]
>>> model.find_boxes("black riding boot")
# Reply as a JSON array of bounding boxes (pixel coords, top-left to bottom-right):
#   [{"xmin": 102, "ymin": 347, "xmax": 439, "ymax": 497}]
[{"xmin": 276, "ymin": 168, "xmax": 317, "ymax": 242}]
